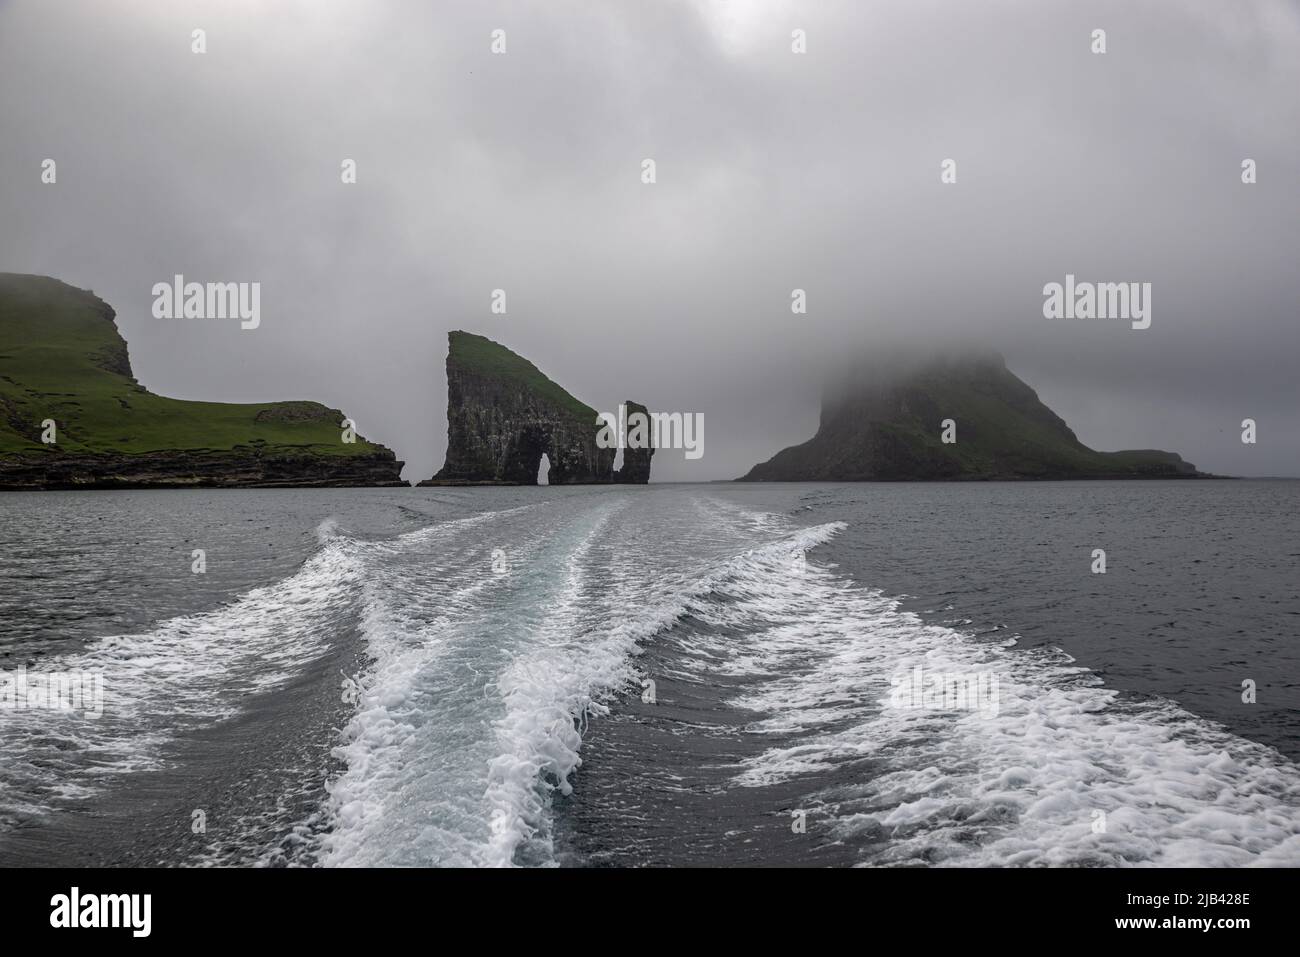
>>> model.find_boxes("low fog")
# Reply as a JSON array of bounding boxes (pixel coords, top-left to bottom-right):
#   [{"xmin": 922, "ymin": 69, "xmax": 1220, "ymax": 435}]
[{"xmin": 2, "ymin": 0, "xmax": 1297, "ymax": 479}]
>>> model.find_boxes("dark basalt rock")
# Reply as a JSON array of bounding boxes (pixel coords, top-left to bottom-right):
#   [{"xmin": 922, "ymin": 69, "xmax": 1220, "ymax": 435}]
[
  {"xmin": 0, "ymin": 447, "xmax": 408, "ymax": 490},
  {"xmin": 740, "ymin": 350, "xmax": 1209, "ymax": 482},
  {"xmin": 420, "ymin": 332, "xmax": 652, "ymax": 486},
  {"xmin": 612, "ymin": 400, "xmax": 654, "ymax": 484}
]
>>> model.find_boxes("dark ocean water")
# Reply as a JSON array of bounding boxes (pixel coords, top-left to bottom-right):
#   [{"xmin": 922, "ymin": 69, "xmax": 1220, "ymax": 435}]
[{"xmin": 0, "ymin": 482, "xmax": 1296, "ymax": 867}]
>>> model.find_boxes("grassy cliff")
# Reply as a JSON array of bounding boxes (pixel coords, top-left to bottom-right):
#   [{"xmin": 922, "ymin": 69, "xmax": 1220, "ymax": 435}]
[
  {"xmin": 423, "ymin": 331, "xmax": 627, "ymax": 485},
  {"xmin": 447, "ymin": 330, "xmax": 598, "ymax": 424},
  {"xmin": 0, "ymin": 274, "xmax": 404, "ymax": 487}
]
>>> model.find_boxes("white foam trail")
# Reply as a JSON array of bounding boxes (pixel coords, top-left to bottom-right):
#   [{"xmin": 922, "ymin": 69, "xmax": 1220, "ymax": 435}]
[
  {"xmin": 482, "ymin": 517, "xmax": 612, "ymax": 867},
  {"xmin": 0, "ymin": 534, "xmax": 366, "ymax": 824},
  {"xmin": 672, "ymin": 519, "xmax": 1300, "ymax": 867},
  {"xmin": 314, "ymin": 516, "xmax": 341, "ymax": 544},
  {"xmin": 317, "ymin": 498, "xmax": 840, "ymax": 867},
  {"xmin": 319, "ymin": 507, "xmax": 564, "ymax": 867},
  {"xmin": 481, "ymin": 515, "xmax": 673, "ymax": 853},
  {"xmin": 478, "ymin": 514, "xmax": 847, "ymax": 866}
]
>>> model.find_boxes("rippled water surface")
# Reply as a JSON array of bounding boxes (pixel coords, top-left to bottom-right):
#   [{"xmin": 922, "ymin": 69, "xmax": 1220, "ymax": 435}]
[{"xmin": 0, "ymin": 482, "xmax": 1296, "ymax": 866}]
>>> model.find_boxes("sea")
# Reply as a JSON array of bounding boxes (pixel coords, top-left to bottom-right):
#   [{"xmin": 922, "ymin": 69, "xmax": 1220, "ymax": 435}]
[{"xmin": 0, "ymin": 481, "xmax": 1296, "ymax": 867}]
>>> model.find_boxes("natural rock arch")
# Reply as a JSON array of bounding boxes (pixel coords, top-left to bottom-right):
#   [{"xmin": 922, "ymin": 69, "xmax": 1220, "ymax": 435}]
[{"xmin": 422, "ymin": 332, "xmax": 651, "ymax": 486}]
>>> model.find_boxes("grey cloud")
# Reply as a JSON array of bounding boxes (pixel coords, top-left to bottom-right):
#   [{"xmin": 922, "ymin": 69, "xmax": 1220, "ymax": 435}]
[{"xmin": 1, "ymin": 0, "xmax": 1297, "ymax": 480}]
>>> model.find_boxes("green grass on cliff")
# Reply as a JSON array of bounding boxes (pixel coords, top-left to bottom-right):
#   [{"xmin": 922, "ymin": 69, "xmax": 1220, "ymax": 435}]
[
  {"xmin": 448, "ymin": 330, "xmax": 598, "ymax": 423},
  {"xmin": 0, "ymin": 273, "xmax": 383, "ymax": 457}
]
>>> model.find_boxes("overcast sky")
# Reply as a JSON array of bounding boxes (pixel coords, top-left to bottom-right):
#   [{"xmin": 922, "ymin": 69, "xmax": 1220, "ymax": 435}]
[{"xmin": 2, "ymin": 0, "xmax": 1298, "ymax": 480}]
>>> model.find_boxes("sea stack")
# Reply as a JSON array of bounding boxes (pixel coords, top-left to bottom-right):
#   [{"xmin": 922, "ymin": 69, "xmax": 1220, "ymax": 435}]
[
  {"xmin": 612, "ymin": 400, "xmax": 654, "ymax": 483},
  {"xmin": 421, "ymin": 331, "xmax": 652, "ymax": 486}
]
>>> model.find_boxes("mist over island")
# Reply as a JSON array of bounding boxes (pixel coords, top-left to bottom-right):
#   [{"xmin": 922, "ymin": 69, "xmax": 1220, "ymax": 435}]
[{"xmin": 3, "ymin": 1, "xmax": 1298, "ymax": 484}]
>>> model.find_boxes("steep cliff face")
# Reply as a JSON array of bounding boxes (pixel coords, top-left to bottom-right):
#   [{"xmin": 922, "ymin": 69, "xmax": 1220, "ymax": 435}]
[
  {"xmin": 0, "ymin": 447, "xmax": 408, "ymax": 490},
  {"xmin": 0, "ymin": 274, "xmax": 406, "ymax": 489},
  {"xmin": 421, "ymin": 332, "xmax": 652, "ymax": 485},
  {"xmin": 741, "ymin": 351, "xmax": 1205, "ymax": 482},
  {"xmin": 612, "ymin": 400, "xmax": 655, "ymax": 483}
]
